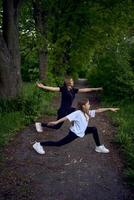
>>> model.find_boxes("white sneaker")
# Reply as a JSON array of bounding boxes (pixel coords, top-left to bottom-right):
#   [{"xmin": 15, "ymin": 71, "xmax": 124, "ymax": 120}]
[
  {"xmin": 95, "ymin": 145, "xmax": 109, "ymax": 153},
  {"xmin": 33, "ymin": 142, "xmax": 45, "ymax": 154},
  {"xmin": 35, "ymin": 122, "xmax": 43, "ymax": 132}
]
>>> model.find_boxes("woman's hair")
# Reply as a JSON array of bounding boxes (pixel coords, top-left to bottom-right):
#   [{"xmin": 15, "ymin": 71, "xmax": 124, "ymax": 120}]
[{"xmin": 77, "ymin": 98, "xmax": 90, "ymax": 120}]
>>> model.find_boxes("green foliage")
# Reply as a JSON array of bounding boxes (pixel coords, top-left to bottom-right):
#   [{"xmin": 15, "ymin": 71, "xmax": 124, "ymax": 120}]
[
  {"xmin": 47, "ymin": 0, "xmax": 134, "ymax": 79},
  {"xmin": 19, "ymin": 1, "xmax": 39, "ymax": 82},
  {"xmin": 125, "ymin": 168, "xmax": 134, "ymax": 186},
  {"xmin": 0, "ymin": 83, "xmax": 43, "ymax": 120},
  {"xmin": 104, "ymin": 99, "xmax": 134, "ymax": 185},
  {"xmin": 21, "ymin": 46, "xmax": 39, "ymax": 81},
  {"xmin": 0, "ymin": 112, "xmax": 25, "ymax": 148},
  {"xmin": 0, "ymin": 82, "xmax": 54, "ymax": 149},
  {"xmin": 87, "ymin": 41, "xmax": 134, "ymax": 100},
  {"xmin": 18, "ymin": 0, "xmax": 134, "ymax": 82}
]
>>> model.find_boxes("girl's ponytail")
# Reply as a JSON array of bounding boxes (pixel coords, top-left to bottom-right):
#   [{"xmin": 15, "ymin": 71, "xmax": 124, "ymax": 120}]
[{"xmin": 77, "ymin": 98, "xmax": 89, "ymax": 120}]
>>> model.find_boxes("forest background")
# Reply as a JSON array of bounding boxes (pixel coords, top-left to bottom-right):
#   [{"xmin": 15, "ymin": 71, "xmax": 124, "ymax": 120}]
[{"xmin": 0, "ymin": 0, "xmax": 134, "ymax": 185}]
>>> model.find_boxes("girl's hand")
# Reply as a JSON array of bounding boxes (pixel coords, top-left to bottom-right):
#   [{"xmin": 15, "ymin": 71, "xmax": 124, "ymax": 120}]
[
  {"xmin": 36, "ymin": 82, "xmax": 44, "ymax": 88},
  {"xmin": 99, "ymin": 87, "xmax": 103, "ymax": 90},
  {"xmin": 110, "ymin": 108, "xmax": 120, "ymax": 112},
  {"xmin": 48, "ymin": 121, "xmax": 58, "ymax": 126}
]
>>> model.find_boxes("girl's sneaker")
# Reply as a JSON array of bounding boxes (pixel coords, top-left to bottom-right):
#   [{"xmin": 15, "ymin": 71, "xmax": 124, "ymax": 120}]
[
  {"xmin": 95, "ymin": 145, "xmax": 109, "ymax": 153},
  {"xmin": 35, "ymin": 122, "xmax": 43, "ymax": 132},
  {"xmin": 33, "ymin": 142, "xmax": 45, "ymax": 154}
]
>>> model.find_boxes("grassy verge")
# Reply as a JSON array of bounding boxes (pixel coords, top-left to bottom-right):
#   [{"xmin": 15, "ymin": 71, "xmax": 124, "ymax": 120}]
[
  {"xmin": 0, "ymin": 82, "xmax": 56, "ymax": 151},
  {"xmin": 101, "ymin": 98, "xmax": 134, "ymax": 186}
]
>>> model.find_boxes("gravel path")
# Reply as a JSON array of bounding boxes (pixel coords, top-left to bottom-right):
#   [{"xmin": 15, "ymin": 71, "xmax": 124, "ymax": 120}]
[{"xmin": 0, "ymin": 79, "xmax": 133, "ymax": 200}]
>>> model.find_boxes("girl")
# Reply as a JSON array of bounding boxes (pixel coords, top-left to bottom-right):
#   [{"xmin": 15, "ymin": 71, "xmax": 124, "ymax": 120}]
[
  {"xmin": 35, "ymin": 77, "xmax": 103, "ymax": 132},
  {"xmin": 33, "ymin": 98, "xmax": 119, "ymax": 154}
]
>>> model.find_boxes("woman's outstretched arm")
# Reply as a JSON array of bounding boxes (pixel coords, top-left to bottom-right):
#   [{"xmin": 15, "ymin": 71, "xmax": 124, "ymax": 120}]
[
  {"xmin": 36, "ymin": 82, "xmax": 60, "ymax": 92},
  {"xmin": 78, "ymin": 87, "xmax": 103, "ymax": 93}
]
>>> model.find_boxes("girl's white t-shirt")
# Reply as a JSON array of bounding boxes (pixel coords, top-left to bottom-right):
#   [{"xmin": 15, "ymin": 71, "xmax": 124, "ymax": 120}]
[{"xmin": 66, "ymin": 110, "xmax": 96, "ymax": 138}]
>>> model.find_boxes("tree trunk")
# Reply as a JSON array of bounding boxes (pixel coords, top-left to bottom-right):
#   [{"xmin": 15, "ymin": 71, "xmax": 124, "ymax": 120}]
[
  {"xmin": 38, "ymin": 49, "xmax": 48, "ymax": 80},
  {"xmin": 33, "ymin": 1, "xmax": 48, "ymax": 81},
  {"xmin": 0, "ymin": 0, "xmax": 22, "ymax": 98}
]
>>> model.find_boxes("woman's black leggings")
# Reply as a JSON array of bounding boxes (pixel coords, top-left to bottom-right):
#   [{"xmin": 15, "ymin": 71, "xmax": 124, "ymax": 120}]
[
  {"xmin": 40, "ymin": 127, "xmax": 101, "ymax": 147},
  {"xmin": 41, "ymin": 107, "xmax": 76, "ymax": 130}
]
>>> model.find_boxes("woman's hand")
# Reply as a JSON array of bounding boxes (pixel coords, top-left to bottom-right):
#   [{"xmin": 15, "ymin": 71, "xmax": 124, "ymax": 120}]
[
  {"xmin": 36, "ymin": 82, "xmax": 45, "ymax": 89},
  {"xmin": 36, "ymin": 82, "xmax": 60, "ymax": 92},
  {"xmin": 98, "ymin": 87, "xmax": 103, "ymax": 91},
  {"xmin": 110, "ymin": 108, "xmax": 120, "ymax": 112}
]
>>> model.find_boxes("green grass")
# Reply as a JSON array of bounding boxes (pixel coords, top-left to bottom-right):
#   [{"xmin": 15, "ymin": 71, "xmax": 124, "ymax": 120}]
[
  {"xmin": 102, "ymin": 99, "xmax": 134, "ymax": 185},
  {"xmin": 0, "ymin": 82, "xmax": 56, "ymax": 151},
  {"xmin": 0, "ymin": 112, "xmax": 25, "ymax": 148}
]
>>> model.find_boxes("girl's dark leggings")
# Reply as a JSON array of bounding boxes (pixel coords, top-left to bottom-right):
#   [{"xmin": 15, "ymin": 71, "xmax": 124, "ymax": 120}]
[
  {"xmin": 41, "ymin": 107, "xmax": 76, "ymax": 129},
  {"xmin": 40, "ymin": 127, "xmax": 101, "ymax": 147}
]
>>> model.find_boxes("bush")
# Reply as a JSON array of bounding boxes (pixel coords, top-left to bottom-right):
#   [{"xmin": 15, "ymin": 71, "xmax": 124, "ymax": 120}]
[
  {"xmin": 0, "ymin": 84, "xmax": 45, "ymax": 121},
  {"xmin": 87, "ymin": 44, "xmax": 134, "ymax": 101},
  {"xmin": 104, "ymin": 100, "xmax": 134, "ymax": 185},
  {"xmin": 0, "ymin": 82, "xmax": 55, "ymax": 150}
]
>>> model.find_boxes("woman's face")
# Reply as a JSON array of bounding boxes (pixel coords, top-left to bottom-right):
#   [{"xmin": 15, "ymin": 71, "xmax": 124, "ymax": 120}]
[{"xmin": 65, "ymin": 78, "xmax": 74, "ymax": 87}]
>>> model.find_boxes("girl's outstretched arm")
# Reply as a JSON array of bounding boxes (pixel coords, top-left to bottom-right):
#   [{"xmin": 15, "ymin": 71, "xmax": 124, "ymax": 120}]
[
  {"xmin": 48, "ymin": 116, "xmax": 68, "ymax": 126},
  {"xmin": 78, "ymin": 87, "xmax": 103, "ymax": 93},
  {"xmin": 36, "ymin": 82, "xmax": 60, "ymax": 92},
  {"xmin": 95, "ymin": 108, "xmax": 119, "ymax": 113}
]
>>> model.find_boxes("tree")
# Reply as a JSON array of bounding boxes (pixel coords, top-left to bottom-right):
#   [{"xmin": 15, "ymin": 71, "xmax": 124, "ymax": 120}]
[
  {"xmin": 33, "ymin": 0, "xmax": 48, "ymax": 80},
  {"xmin": 0, "ymin": 0, "xmax": 22, "ymax": 98}
]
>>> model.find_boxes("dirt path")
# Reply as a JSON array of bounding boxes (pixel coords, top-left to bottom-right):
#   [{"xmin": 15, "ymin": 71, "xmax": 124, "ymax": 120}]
[{"xmin": 0, "ymin": 79, "xmax": 133, "ymax": 200}]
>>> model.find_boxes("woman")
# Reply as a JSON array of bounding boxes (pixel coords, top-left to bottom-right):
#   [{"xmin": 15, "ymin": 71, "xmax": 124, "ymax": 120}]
[
  {"xmin": 33, "ymin": 98, "xmax": 119, "ymax": 154},
  {"xmin": 35, "ymin": 77, "xmax": 103, "ymax": 132}
]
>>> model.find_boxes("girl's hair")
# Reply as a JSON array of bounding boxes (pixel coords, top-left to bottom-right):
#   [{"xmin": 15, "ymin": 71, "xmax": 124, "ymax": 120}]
[{"xmin": 77, "ymin": 98, "xmax": 90, "ymax": 120}]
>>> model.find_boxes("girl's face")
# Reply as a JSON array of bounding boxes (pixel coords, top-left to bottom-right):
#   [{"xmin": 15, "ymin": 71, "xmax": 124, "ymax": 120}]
[{"xmin": 83, "ymin": 101, "xmax": 90, "ymax": 111}]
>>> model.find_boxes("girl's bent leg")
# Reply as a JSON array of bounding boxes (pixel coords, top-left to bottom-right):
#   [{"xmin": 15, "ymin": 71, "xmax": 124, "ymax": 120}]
[
  {"xmin": 85, "ymin": 127, "xmax": 101, "ymax": 146},
  {"xmin": 40, "ymin": 131, "xmax": 78, "ymax": 147},
  {"xmin": 85, "ymin": 127, "xmax": 109, "ymax": 153}
]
